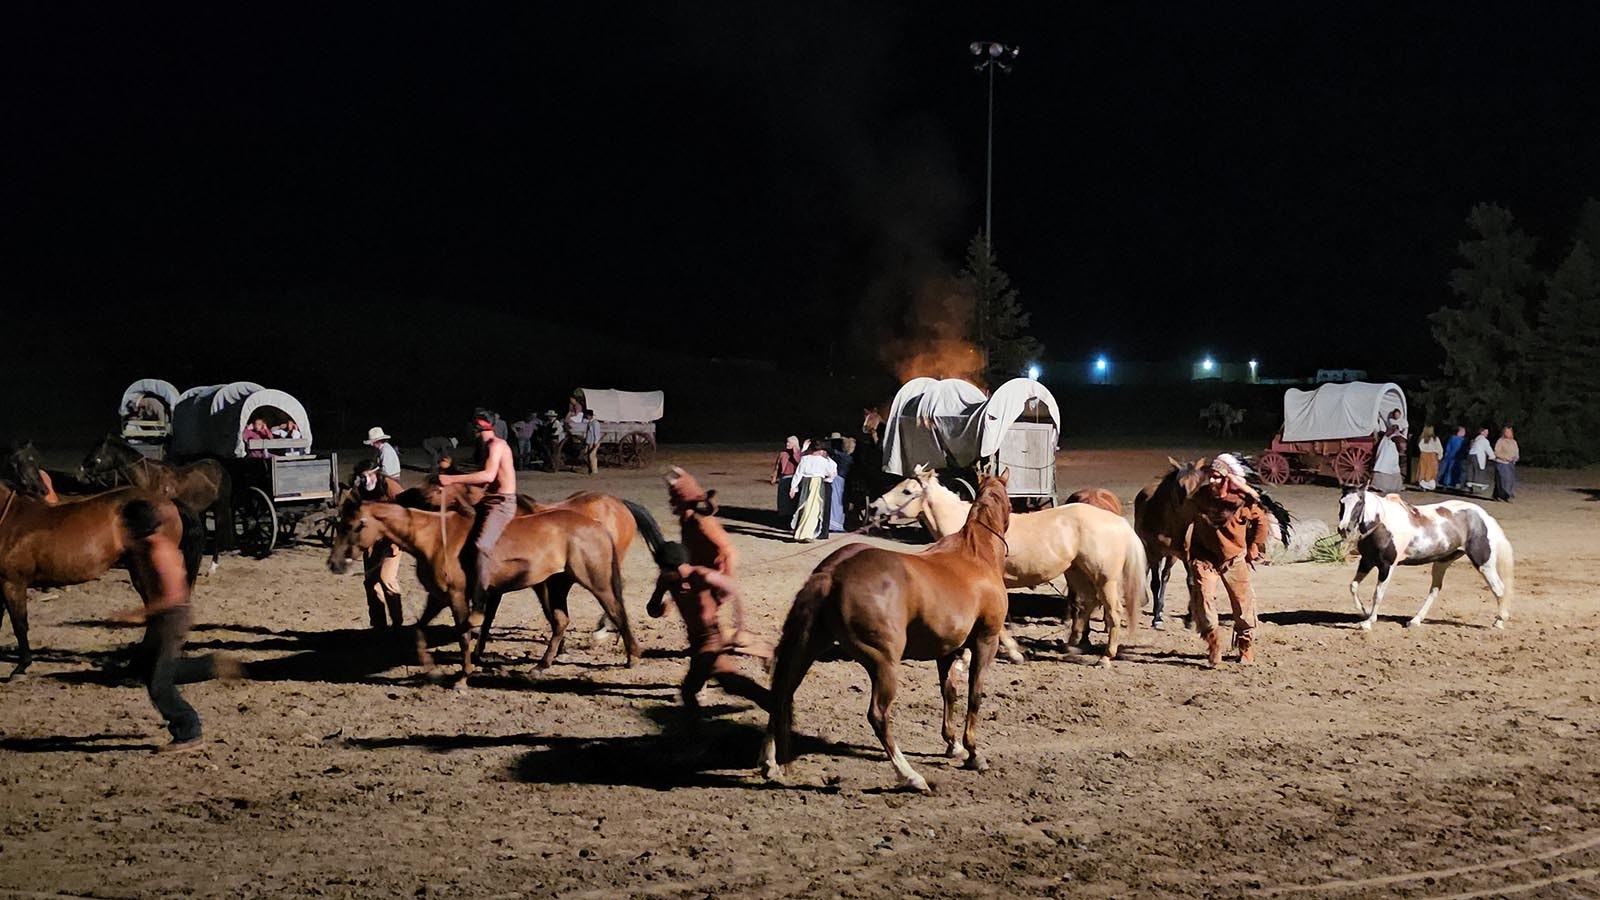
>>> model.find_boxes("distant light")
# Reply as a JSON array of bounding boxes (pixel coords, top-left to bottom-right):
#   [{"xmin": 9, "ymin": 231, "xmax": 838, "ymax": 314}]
[
  {"xmin": 1201, "ymin": 357, "xmax": 1215, "ymax": 372},
  {"xmin": 1249, "ymin": 359, "xmax": 1259, "ymax": 372},
  {"xmin": 1027, "ymin": 364, "xmax": 1041, "ymax": 380},
  {"xmin": 1094, "ymin": 356, "xmax": 1108, "ymax": 373}
]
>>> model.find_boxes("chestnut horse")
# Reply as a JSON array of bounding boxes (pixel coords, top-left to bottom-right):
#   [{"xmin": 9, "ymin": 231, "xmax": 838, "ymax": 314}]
[
  {"xmin": 867, "ymin": 467, "xmax": 1148, "ymax": 659},
  {"xmin": 1133, "ymin": 457, "xmax": 1211, "ymax": 628},
  {"xmin": 327, "ymin": 494, "xmax": 640, "ymax": 682},
  {"xmin": 762, "ymin": 473, "xmax": 1011, "ymax": 793},
  {"xmin": 0, "ymin": 482, "xmax": 199, "ymax": 678},
  {"xmin": 79, "ymin": 434, "xmax": 233, "ymax": 566}
]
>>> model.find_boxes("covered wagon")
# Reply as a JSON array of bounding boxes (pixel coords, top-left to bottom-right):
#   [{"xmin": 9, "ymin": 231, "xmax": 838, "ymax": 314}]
[
  {"xmin": 171, "ymin": 382, "xmax": 339, "ymax": 556},
  {"xmin": 881, "ymin": 376, "xmax": 1061, "ymax": 506},
  {"xmin": 117, "ymin": 378, "xmax": 181, "ymax": 455},
  {"xmin": 572, "ymin": 388, "xmax": 662, "ymax": 469},
  {"xmin": 1257, "ymin": 381, "xmax": 1407, "ymax": 486}
]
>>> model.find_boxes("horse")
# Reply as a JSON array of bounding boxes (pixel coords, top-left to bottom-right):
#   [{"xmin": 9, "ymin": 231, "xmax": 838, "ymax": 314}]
[
  {"xmin": 1336, "ymin": 488, "xmax": 1515, "ymax": 629},
  {"xmin": 79, "ymin": 434, "xmax": 233, "ymax": 567},
  {"xmin": 2, "ymin": 441, "xmax": 103, "ymax": 500},
  {"xmin": 0, "ymin": 482, "xmax": 200, "ymax": 678},
  {"xmin": 1133, "ymin": 457, "xmax": 1212, "ymax": 627},
  {"xmin": 761, "ymin": 473, "xmax": 1012, "ymax": 793},
  {"xmin": 327, "ymin": 494, "xmax": 640, "ymax": 681},
  {"xmin": 867, "ymin": 467, "xmax": 1148, "ymax": 660}
]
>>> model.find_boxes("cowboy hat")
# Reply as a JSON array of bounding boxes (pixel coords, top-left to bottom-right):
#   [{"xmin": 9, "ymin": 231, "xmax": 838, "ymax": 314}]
[
  {"xmin": 364, "ymin": 426, "xmax": 391, "ymax": 444},
  {"xmin": 828, "ymin": 431, "xmax": 843, "ymax": 440}
]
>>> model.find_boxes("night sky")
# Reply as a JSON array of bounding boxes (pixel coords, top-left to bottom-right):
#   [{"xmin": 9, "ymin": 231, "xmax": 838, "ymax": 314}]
[{"xmin": 7, "ymin": 3, "xmax": 1600, "ymax": 376}]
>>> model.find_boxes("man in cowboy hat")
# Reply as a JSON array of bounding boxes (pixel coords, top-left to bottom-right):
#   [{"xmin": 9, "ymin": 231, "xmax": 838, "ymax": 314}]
[
  {"xmin": 437, "ymin": 409, "xmax": 517, "ymax": 625},
  {"xmin": 364, "ymin": 427, "xmax": 401, "ymax": 478},
  {"xmin": 1184, "ymin": 453, "xmax": 1272, "ymax": 667}
]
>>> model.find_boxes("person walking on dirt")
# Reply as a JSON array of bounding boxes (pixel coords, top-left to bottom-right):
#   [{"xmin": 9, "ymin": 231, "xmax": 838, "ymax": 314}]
[
  {"xmin": 353, "ymin": 459, "xmax": 405, "ymax": 628},
  {"xmin": 110, "ymin": 499, "xmax": 235, "ymax": 753},
  {"xmin": 437, "ymin": 410, "xmax": 517, "ymax": 625},
  {"xmin": 665, "ymin": 466, "xmax": 738, "ymax": 576},
  {"xmin": 582, "ymin": 408, "xmax": 601, "ymax": 476},
  {"xmin": 647, "ymin": 541, "xmax": 771, "ymax": 712},
  {"xmin": 1184, "ymin": 454, "xmax": 1271, "ymax": 668}
]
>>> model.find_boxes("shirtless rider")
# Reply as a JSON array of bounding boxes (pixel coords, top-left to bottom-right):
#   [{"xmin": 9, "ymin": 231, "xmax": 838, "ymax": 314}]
[{"xmin": 437, "ymin": 410, "xmax": 517, "ymax": 626}]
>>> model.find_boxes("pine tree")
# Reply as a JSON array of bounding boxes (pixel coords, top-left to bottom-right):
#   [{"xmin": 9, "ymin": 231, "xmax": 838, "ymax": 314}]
[
  {"xmin": 1527, "ymin": 241, "xmax": 1600, "ymax": 464},
  {"xmin": 960, "ymin": 233, "xmax": 1042, "ymax": 385},
  {"xmin": 1425, "ymin": 204, "xmax": 1539, "ymax": 429}
]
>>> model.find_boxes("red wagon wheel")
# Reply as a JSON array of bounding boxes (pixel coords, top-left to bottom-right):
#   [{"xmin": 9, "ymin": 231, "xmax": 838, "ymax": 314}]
[
  {"xmin": 1333, "ymin": 445, "xmax": 1373, "ymax": 486},
  {"xmin": 1257, "ymin": 451, "xmax": 1291, "ymax": 486}
]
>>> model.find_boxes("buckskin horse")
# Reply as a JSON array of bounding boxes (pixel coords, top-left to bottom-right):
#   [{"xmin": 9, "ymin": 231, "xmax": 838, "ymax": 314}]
[
  {"xmin": 868, "ymin": 467, "xmax": 1148, "ymax": 660},
  {"xmin": 0, "ymin": 482, "xmax": 199, "ymax": 678},
  {"xmin": 761, "ymin": 473, "xmax": 1012, "ymax": 793},
  {"xmin": 79, "ymin": 434, "xmax": 233, "ymax": 567},
  {"xmin": 1336, "ymin": 488, "xmax": 1515, "ymax": 629},
  {"xmin": 327, "ymin": 493, "xmax": 642, "ymax": 682}
]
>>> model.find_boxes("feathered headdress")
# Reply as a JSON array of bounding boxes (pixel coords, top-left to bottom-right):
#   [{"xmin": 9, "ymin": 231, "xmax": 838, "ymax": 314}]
[{"xmin": 1213, "ymin": 452, "xmax": 1293, "ymax": 546}]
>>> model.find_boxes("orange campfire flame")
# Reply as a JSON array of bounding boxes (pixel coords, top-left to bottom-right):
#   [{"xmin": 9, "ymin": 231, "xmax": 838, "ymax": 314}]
[{"xmin": 883, "ymin": 273, "xmax": 985, "ymax": 386}]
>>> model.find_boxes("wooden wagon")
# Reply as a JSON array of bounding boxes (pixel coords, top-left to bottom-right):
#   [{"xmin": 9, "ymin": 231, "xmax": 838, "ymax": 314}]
[
  {"xmin": 571, "ymin": 387, "xmax": 662, "ymax": 470},
  {"xmin": 170, "ymin": 382, "xmax": 339, "ymax": 557},
  {"xmin": 117, "ymin": 378, "xmax": 180, "ymax": 459},
  {"xmin": 881, "ymin": 376, "xmax": 1060, "ymax": 507},
  {"xmin": 1257, "ymin": 381, "xmax": 1407, "ymax": 487}
]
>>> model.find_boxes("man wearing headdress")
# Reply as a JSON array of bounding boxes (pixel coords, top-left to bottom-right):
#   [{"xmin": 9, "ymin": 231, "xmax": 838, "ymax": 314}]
[{"xmin": 1185, "ymin": 453, "xmax": 1272, "ymax": 667}]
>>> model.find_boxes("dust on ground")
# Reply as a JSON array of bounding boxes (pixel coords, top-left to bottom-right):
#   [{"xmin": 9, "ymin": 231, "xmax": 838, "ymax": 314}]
[{"xmin": 3, "ymin": 445, "xmax": 1599, "ymax": 898}]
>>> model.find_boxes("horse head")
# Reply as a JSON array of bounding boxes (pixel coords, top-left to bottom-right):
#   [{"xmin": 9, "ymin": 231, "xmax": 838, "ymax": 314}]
[
  {"xmin": 2, "ymin": 441, "xmax": 50, "ymax": 497},
  {"xmin": 970, "ymin": 472, "xmax": 1012, "ymax": 544},
  {"xmin": 861, "ymin": 408, "xmax": 886, "ymax": 445},
  {"xmin": 326, "ymin": 490, "xmax": 377, "ymax": 574},
  {"xmin": 1336, "ymin": 486, "xmax": 1374, "ymax": 539},
  {"xmin": 866, "ymin": 466, "xmax": 933, "ymax": 526},
  {"xmin": 1165, "ymin": 455, "xmax": 1211, "ymax": 500}
]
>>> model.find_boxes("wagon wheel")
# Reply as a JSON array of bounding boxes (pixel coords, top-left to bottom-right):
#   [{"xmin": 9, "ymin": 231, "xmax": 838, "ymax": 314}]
[
  {"xmin": 1332, "ymin": 445, "xmax": 1373, "ymax": 487},
  {"xmin": 948, "ymin": 477, "xmax": 977, "ymax": 501},
  {"xmin": 234, "ymin": 486, "xmax": 277, "ymax": 558},
  {"xmin": 617, "ymin": 432, "xmax": 654, "ymax": 470},
  {"xmin": 1257, "ymin": 451, "xmax": 1291, "ymax": 486}
]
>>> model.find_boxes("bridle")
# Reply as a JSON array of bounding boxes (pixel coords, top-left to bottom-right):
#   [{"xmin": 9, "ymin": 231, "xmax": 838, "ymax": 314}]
[
  {"xmin": 876, "ymin": 479, "xmax": 929, "ymax": 523},
  {"xmin": 968, "ymin": 497, "xmax": 1010, "ymax": 553}
]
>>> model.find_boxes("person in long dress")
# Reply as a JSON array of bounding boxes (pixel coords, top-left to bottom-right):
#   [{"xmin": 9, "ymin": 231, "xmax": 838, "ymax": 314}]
[
  {"xmin": 1370, "ymin": 432, "xmax": 1404, "ymax": 493},
  {"xmin": 788, "ymin": 440, "xmax": 837, "ymax": 542},
  {"xmin": 1414, "ymin": 425, "xmax": 1442, "ymax": 490},
  {"xmin": 770, "ymin": 436, "xmax": 801, "ymax": 523}
]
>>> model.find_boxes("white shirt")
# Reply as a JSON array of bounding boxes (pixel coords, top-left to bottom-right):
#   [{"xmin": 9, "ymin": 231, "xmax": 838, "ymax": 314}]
[
  {"xmin": 793, "ymin": 454, "xmax": 838, "ymax": 482},
  {"xmin": 1418, "ymin": 436, "xmax": 1443, "ymax": 456},
  {"xmin": 1469, "ymin": 435, "xmax": 1492, "ymax": 467},
  {"xmin": 377, "ymin": 442, "xmax": 401, "ymax": 477}
]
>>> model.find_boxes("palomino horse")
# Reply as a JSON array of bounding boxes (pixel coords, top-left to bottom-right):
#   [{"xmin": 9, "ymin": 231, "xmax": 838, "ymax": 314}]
[
  {"xmin": 79, "ymin": 434, "xmax": 233, "ymax": 566},
  {"xmin": 1133, "ymin": 457, "xmax": 1212, "ymax": 627},
  {"xmin": 327, "ymin": 494, "xmax": 640, "ymax": 681},
  {"xmin": 0, "ymin": 483, "xmax": 199, "ymax": 678},
  {"xmin": 867, "ymin": 467, "xmax": 1149, "ymax": 660},
  {"xmin": 1336, "ymin": 488, "xmax": 1515, "ymax": 629},
  {"xmin": 762, "ymin": 473, "xmax": 1011, "ymax": 793}
]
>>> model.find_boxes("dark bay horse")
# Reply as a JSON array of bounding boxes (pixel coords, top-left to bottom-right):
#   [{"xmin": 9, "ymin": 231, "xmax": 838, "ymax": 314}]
[
  {"xmin": 1133, "ymin": 457, "xmax": 1211, "ymax": 627},
  {"xmin": 327, "ymin": 495, "xmax": 640, "ymax": 682},
  {"xmin": 0, "ymin": 482, "xmax": 199, "ymax": 678},
  {"xmin": 80, "ymin": 435, "xmax": 233, "ymax": 565},
  {"xmin": 762, "ymin": 473, "xmax": 1012, "ymax": 793}
]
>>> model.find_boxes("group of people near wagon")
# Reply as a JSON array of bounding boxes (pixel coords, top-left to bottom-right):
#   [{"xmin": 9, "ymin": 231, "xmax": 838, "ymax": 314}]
[
  {"xmin": 1373, "ymin": 409, "xmax": 1521, "ymax": 502},
  {"xmin": 770, "ymin": 433, "xmax": 861, "ymax": 542}
]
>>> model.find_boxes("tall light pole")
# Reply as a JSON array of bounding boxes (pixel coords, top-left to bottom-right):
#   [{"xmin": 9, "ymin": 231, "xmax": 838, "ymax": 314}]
[{"xmin": 970, "ymin": 41, "xmax": 1019, "ymax": 246}]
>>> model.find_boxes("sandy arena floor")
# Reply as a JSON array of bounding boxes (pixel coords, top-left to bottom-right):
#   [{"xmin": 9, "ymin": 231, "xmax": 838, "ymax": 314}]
[{"xmin": 2, "ymin": 445, "xmax": 1599, "ymax": 898}]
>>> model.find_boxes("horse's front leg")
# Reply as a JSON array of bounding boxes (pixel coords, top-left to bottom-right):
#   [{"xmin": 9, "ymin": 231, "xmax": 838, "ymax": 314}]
[
  {"xmin": 1407, "ymin": 561, "xmax": 1450, "ymax": 628},
  {"xmin": 937, "ymin": 654, "xmax": 965, "ymax": 761},
  {"xmin": 961, "ymin": 629, "xmax": 1001, "ymax": 773},
  {"xmin": 413, "ymin": 591, "xmax": 449, "ymax": 671},
  {"xmin": 1361, "ymin": 563, "xmax": 1393, "ymax": 631},
  {"xmin": 1348, "ymin": 558, "xmax": 1375, "ymax": 620},
  {"xmin": 2, "ymin": 581, "xmax": 28, "ymax": 679}
]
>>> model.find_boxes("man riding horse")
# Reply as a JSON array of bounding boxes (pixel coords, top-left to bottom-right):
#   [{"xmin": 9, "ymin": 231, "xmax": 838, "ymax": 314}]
[{"xmin": 436, "ymin": 410, "xmax": 517, "ymax": 629}]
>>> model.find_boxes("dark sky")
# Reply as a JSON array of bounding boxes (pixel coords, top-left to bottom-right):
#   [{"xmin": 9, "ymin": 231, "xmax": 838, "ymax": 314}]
[{"xmin": 7, "ymin": 3, "xmax": 1599, "ymax": 375}]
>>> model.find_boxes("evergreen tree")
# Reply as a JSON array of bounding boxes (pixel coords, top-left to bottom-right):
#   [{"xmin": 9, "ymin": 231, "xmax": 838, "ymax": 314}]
[
  {"xmin": 1425, "ymin": 204, "xmax": 1539, "ymax": 429},
  {"xmin": 960, "ymin": 233, "xmax": 1042, "ymax": 385},
  {"xmin": 1527, "ymin": 241, "xmax": 1600, "ymax": 464}
]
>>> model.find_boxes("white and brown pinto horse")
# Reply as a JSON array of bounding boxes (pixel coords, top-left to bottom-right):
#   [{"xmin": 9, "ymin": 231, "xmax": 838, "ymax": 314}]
[
  {"xmin": 867, "ymin": 466, "xmax": 1150, "ymax": 660},
  {"xmin": 1336, "ymin": 489, "xmax": 1514, "ymax": 630}
]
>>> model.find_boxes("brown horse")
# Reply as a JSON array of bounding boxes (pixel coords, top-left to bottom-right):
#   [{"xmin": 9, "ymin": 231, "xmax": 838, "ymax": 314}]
[
  {"xmin": 762, "ymin": 472, "xmax": 1012, "ymax": 793},
  {"xmin": 1133, "ymin": 457, "xmax": 1210, "ymax": 628},
  {"xmin": 327, "ymin": 494, "xmax": 640, "ymax": 681},
  {"xmin": 0, "ymin": 482, "xmax": 198, "ymax": 678},
  {"xmin": 79, "ymin": 434, "xmax": 233, "ymax": 566}
]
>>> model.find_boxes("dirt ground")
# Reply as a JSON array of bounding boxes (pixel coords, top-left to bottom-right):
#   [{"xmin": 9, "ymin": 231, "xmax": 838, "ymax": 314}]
[{"xmin": 3, "ymin": 445, "xmax": 1600, "ymax": 899}]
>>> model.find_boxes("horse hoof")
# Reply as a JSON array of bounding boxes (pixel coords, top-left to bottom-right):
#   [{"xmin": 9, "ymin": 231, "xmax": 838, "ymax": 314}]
[
  {"xmin": 962, "ymin": 754, "xmax": 989, "ymax": 774},
  {"xmin": 898, "ymin": 774, "xmax": 932, "ymax": 794},
  {"xmin": 1404, "ymin": 619, "xmax": 1423, "ymax": 629},
  {"xmin": 944, "ymin": 742, "xmax": 967, "ymax": 761},
  {"xmin": 1491, "ymin": 619, "xmax": 1506, "ymax": 630},
  {"xmin": 1359, "ymin": 620, "xmax": 1374, "ymax": 631}
]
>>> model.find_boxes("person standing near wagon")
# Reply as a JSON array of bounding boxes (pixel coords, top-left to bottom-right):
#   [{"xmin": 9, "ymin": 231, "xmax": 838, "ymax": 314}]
[
  {"xmin": 583, "ymin": 408, "xmax": 601, "ymax": 476},
  {"xmin": 1184, "ymin": 454, "xmax": 1272, "ymax": 668},
  {"xmin": 1493, "ymin": 425, "xmax": 1520, "ymax": 502},
  {"xmin": 437, "ymin": 410, "xmax": 517, "ymax": 625},
  {"xmin": 364, "ymin": 427, "xmax": 402, "ymax": 478}
]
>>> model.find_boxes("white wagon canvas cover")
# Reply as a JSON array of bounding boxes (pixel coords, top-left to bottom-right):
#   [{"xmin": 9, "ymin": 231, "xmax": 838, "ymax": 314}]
[
  {"xmin": 1281, "ymin": 382, "xmax": 1407, "ymax": 442},
  {"xmin": 575, "ymin": 389, "xmax": 664, "ymax": 423},
  {"xmin": 882, "ymin": 377, "xmax": 1061, "ymax": 477},
  {"xmin": 171, "ymin": 382, "xmax": 315, "ymax": 458},
  {"xmin": 118, "ymin": 379, "xmax": 181, "ymax": 417}
]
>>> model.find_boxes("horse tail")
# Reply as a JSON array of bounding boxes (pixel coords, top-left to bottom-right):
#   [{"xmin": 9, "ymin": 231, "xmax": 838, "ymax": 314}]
[
  {"xmin": 1491, "ymin": 523, "xmax": 1515, "ymax": 625},
  {"xmin": 622, "ymin": 499, "xmax": 668, "ymax": 566},
  {"xmin": 178, "ymin": 502, "xmax": 204, "ymax": 586},
  {"xmin": 1123, "ymin": 527, "xmax": 1151, "ymax": 631},
  {"xmin": 606, "ymin": 531, "xmax": 638, "ymax": 657},
  {"xmin": 765, "ymin": 569, "xmax": 835, "ymax": 772}
]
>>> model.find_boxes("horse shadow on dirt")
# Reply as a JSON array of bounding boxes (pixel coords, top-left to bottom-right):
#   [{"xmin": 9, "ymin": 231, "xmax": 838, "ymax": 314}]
[
  {"xmin": 1572, "ymin": 488, "xmax": 1600, "ymax": 502},
  {"xmin": 1260, "ymin": 609, "xmax": 1478, "ymax": 630},
  {"xmin": 0, "ymin": 732, "xmax": 156, "ymax": 754}
]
